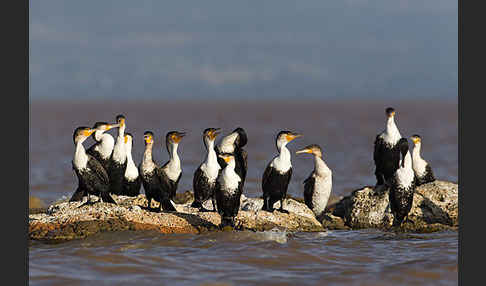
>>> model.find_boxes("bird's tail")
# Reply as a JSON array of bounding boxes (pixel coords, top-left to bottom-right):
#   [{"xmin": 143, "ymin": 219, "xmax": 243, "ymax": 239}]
[
  {"xmin": 160, "ymin": 198, "xmax": 177, "ymax": 212},
  {"xmin": 190, "ymin": 200, "xmax": 202, "ymax": 208},
  {"xmin": 69, "ymin": 187, "xmax": 85, "ymax": 202},
  {"xmin": 100, "ymin": 191, "xmax": 117, "ymax": 204}
]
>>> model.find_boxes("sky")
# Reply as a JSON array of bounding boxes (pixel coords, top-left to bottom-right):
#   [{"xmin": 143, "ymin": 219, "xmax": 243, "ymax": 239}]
[{"xmin": 29, "ymin": 0, "xmax": 458, "ymax": 100}]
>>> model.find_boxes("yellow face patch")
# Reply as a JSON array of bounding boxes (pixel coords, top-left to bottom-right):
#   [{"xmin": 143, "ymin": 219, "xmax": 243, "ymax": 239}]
[
  {"xmin": 172, "ymin": 134, "xmax": 182, "ymax": 143},
  {"xmin": 412, "ymin": 138, "xmax": 421, "ymax": 144},
  {"xmin": 83, "ymin": 129, "xmax": 94, "ymax": 137},
  {"xmin": 105, "ymin": 124, "xmax": 112, "ymax": 130},
  {"xmin": 145, "ymin": 136, "xmax": 152, "ymax": 144},
  {"xmin": 223, "ymin": 156, "xmax": 232, "ymax": 163}
]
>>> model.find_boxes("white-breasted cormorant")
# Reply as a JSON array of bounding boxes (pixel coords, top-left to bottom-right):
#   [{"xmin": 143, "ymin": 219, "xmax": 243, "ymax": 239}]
[
  {"xmin": 215, "ymin": 153, "xmax": 243, "ymax": 228},
  {"xmin": 108, "ymin": 115, "xmax": 128, "ymax": 195},
  {"xmin": 70, "ymin": 126, "xmax": 117, "ymax": 205},
  {"xmin": 191, "ymin": 128, "xmax": 221, "ymax": 212},
  {"xmin": 261, "ymin": 131, "xmax": 302, "ymax": 213},
  {"xmin": 296, "ymin": 144, "xmax": 333, "ymax": 218},
  {"xmin": 122, "ymin": 132, "xmax": 141, "ymax": 196},
  {"xmin": 388, "ymin": 138, "xmax": 416, "ymax": 227},
  {"xmin": 139, "ymin": 131, "xmax": 176, "ymax": 212},
  {"xmin": 159, "ymin": 131, "xmax": 186, "ymax": 202},
  {"xmin": 374, "ymin": 107, "xmax": 402, "ymax": 186},
  {"xmin": 410, "ymin": 134, "xmax": 436, "ymax": 186},
  {"xmin": 216, "ymin": 127, "xmax": 248, "ymax": 188}
]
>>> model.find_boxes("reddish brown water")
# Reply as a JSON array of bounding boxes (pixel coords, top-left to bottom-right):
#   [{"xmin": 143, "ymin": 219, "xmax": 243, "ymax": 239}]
[{"xmin": 29, "ymin": 98, "xmax": 458, "ymax": 285}]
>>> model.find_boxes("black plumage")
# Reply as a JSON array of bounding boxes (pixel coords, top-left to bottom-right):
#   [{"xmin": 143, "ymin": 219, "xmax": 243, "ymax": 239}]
[
  {"xmin": 261, "ymin": 130, "xmax": 301, "ymax": 213},
  {"xmin": 140, "ymin": 168, "xmax": 176, "ymax": 212},
  {"xmin": 373, "ymin": 107, "xmax": 402, "ymax": 186},
  {"xmin": 139, "ymin": 131, "xmax": 176, "ymax": 212},
  {"xmin": 108, "ymin": 161, "xmax": 127, "ymax": 195},
  {"xmin": 214, "ymin": 153, "xmax": 244, "ymax": 228},
  {"xmin": 261, "ymin": 166, "xmax": 292, "ymax": 213},
  {"xmin": 192, "ymin": 128, "xmax": 221, "ymax": 211},
  {"xmin": 122, "ymin": 176, "xmax": 142, "ymax": 197},
  {"xmin": 303, "ymin": 175, "xmax": 316, "ymax": 211},
  {"xmin": 415, "ymin": 164, "xmax": 435, "ymax": 186},
  {"xmin": 373, "ymin": 136, "xmax": 401, "ymax": 185},
  {"xmin": 388, "ymin": 138, "xmax": 416, "ymax": 227},
  {"xmin": 69, "ymin": 127, "xmax": 116, "ymax": 205},
  {"xmin": 216, "ymin": 127, "xmax": 248, "ymax": 188},
  {"xmin": 158, "ymin": 166, "xmax": 182, "ymax": 202},
  {"xmin": 191, "ymin": 167, "xmax": 217, "ymax": 211}
]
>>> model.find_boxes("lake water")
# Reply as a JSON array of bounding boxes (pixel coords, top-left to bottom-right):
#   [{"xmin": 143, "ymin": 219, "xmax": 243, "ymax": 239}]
[{"xmin": 29, "ymin": 98, "xmax": 458, "ymax": 285}]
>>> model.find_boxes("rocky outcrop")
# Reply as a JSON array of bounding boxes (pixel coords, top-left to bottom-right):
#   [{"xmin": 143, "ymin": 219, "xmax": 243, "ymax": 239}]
[
  {"xmin": 28, "ymin": 180, "xmax": 458, "ymax": 242},
  {"xmin": 329, "ymin": 180, "xmax": 458, "ymax": 232},
  {"xmin": 29, "ymin": 194, "xmax": 324, "ymax": 242}
]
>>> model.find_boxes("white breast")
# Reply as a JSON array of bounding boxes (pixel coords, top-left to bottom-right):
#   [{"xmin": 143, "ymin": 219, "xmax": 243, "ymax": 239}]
[
  {"xmin": 200, "ymin": 162, "xmax": 220, "ymax": 182},
  {"xmin": 163, "ymin": 161, "xmax": 181, "ymax": 181},
  {"xmin": 270, "ymin": 146, "xmax": 292, "ymax": 174},
  {"xmin": 95, "ymin": 134, "xmax": 115, "ymax": 159},
  {"xmin": 218, "ymin": 168, "xmax": 241, "ymax": 194}
]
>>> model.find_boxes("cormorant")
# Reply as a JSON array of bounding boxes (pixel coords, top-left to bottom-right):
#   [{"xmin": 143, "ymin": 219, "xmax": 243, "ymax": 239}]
[
  {"xmin": 410, "ymin": 134, "xmax": 436, "ymax": 186},
  {"xmin": 69, "ymin": 126, "xmax": 117, "ymax": 205},
  {"xmin": 296, "ymin": 144, "xmax": 332, "ymax": 218},
  {"xmin": 108, "ymin": 115, "xmax": 128, "ymax": 195},
  {"xmin": 214, "ymin": 153, "xmax": 243, "ymax": 228},
  {"xmin": 216, "ymin": 127, "xmax": 248, "ymax": 188},
  {"xmin": 139, "ymin": 131, "xmax": 176, "ymax": 212},
  {"xmin": 191, "ymin": 128, "xmax": 221, "ymax": 212},
  {"xmin": 388, "ymin": 138, "xmax": 416, "ymax": 227},
  {"xmin": 374, "ymin": 107, "xmax": 402, "ymax": 186},
  {"xmin": 122, "ymin": 132, "xmax": 141, "ymax": 196},
  {"xmin": 159, "ymin": 131, "xmax": 186, "ymax": 202},
  {"xmin": 261, "ymin": 131, "xmax": 302, "ymax": 213}
]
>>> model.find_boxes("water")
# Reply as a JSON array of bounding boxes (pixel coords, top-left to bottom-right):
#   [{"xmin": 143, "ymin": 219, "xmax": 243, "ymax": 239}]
[{"xmin": 29, "ymin": 98, "xmax": 458, "ymax": 285}]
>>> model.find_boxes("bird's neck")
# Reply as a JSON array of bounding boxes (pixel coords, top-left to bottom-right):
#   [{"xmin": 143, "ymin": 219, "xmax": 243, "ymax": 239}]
[
  {"xmin": 166, "ymin": 143, "xmax": 181, "ymax": 172},
  {"xmin": 74, "ymin": 141, "xmax": 88, "ymax": 169},
  {"xmin": 384, "ymin": 117, "xmax": 401, "ymax": 143},
  {"xmin": 412, "ymin": 143, "xmax": 422, "ymax": 161},
  {"xmin": 314, "ymin": 155, "xmax": 331, "ymax": 176},
  {"xmin": 142, "ymin": 144, "xmax": 154, "ymax": 165},
  {"xmin": 205, "ymin": 140, "xmax": 219, "ymax": 167},
  {"xmin": 277, "ymin": 143, "xmax": 291, "ymax": 164},
  {"xmin": 112, "ymin": 128, "xmax": 127, "ymax": 164}
]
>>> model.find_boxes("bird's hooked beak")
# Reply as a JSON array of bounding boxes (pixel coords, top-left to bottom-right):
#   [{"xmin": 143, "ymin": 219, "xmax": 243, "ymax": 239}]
[
  {"xmin": 209, "ymin": 128, "xmax": 221, "ymax": 140},
  {"xmin": 172, "ymin": 132, "xmax": 186, "ymax": 143},
  {"xmin": 144, "ymin": 135, "xmax": 153, "ymax": 144},
  {"xmin": 296, "ymin": 147, "xmax": 313, "ymax": 155},
  {"xmin": 411, "ymin": 137, "xmax": 421, "ymax": 144},
  {"xmin": 83, "ymin": 129, "xmax": 95, "ymax": 137},
  {"xmin": 286, "ymin": 133, "xmax": 302, "ymax": 142},
  {"xmin": 106, "ymin": 123, "xmax": 120, "ymax": 130},
  {"xmin": 219, "ymin": 154, "xmax": 232, "ymax": 163}
]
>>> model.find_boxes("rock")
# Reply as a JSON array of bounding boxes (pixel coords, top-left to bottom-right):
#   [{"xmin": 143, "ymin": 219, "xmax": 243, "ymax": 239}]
[
  {"xmin": 28, "ymin": 180, "xmax": 459, "ymax": 242},
  {"xmin": 29, "ymin": 194, "xmax": 324, "ymax": 242},
  {"xmin": 329, "ymin": 180, "xmax": 458, "ymax": 232}
]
